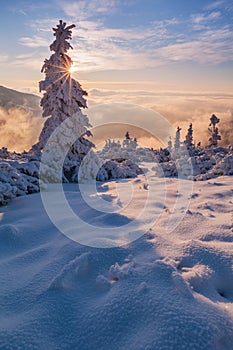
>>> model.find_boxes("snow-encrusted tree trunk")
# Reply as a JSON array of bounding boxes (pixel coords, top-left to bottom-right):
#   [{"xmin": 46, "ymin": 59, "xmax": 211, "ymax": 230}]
[
  {"xmin": 208, "ymin": 114, "xmax": 221, "ymax": 147},
  {"xmin": 32, "ymin": 20, "xmax": 95, "ymax": 182}
]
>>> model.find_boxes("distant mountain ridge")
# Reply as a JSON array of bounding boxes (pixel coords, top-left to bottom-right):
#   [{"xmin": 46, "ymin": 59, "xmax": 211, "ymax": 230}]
[{"xmin": 0, "ymin": 85, "xmax": 41, "ymax": 115}]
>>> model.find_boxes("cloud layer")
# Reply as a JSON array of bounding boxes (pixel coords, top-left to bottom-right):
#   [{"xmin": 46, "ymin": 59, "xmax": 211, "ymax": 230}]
[
  {"xmin": 87, "ymin": 89, "xmax": 233, "ymax": 147},
  {"xmin": 0, "ymin": 107, "xmax": 43, "ymax": 152},
  {"xmin": 0, "ymin": 89, "xmax": 232, "ymax": 152}
]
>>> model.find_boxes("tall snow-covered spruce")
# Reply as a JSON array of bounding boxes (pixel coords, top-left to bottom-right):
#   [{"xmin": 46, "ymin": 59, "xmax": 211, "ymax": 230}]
[{"xmin": 32, "ymin": 20, "xmax": 96, "ymax": 182}]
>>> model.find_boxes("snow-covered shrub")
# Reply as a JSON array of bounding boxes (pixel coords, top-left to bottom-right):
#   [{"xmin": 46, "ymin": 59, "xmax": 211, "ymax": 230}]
[
  {"xmin": 152, "ymin": 144, "xmax": 232, "ymax": 180},
  {"xmin": 192, "ymin": 145, "xmax": 232, "ymax": 180},
  {"xmin": 0, "ymin": 150, "xmax": 41, "ymax": 204},
  {"xmin": 0, "ymin": 147, "xmax": 11, "ymax": 159},
  {"xmin": 0, "ymin": 156, "xmax": 40, "ymax": 205},
  {"xmin": 216, "ymin": 154, "xmax": 233, "ymax": 175},
  {"xmin": 100, "ymin": 159, "xmax": 142, "ymax": 180}
]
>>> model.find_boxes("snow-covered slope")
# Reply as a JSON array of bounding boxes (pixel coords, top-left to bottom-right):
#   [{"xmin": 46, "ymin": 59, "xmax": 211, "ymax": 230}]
[{"xmin": 0, "ymin": 175, "xmax": 232, "ymax": 349}]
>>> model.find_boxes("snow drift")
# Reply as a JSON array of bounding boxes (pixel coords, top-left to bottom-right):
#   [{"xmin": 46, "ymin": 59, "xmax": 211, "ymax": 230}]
[{"xmin": 0, "ymin": 175, "xmax": 232, "ymax": 349}]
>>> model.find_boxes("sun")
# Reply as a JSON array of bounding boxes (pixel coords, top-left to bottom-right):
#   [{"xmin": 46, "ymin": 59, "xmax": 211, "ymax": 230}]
[{"xmin": 69, "ymin": 65, "xmax": 77, "ymax": 74}]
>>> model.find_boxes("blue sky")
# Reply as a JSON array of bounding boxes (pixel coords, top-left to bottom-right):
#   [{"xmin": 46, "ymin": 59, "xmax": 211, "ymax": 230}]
[{"xmin": 0, "ymin": 0, "xmax": 233, "ymax": 94}]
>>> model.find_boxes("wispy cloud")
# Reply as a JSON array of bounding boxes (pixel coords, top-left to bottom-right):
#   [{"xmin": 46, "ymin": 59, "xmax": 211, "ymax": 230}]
[
  {"xmin": 69, "ymin": 19, "xmax": 176, "ymax": 71},
  {"xmin": 20, "ymin": 17, "xmax": 176, "ymax": 72},
  {"xmin": 9, "ymin": 51, "xmax": 48, "ymax": 71},
  {"xmin": 57, "ymin": 0, "xmax": 120, "ymax": 20},
  {"xmin": 10, "ymin": 2, "xmax": 53, "ymax": 14},
  {"xmin": 204, "ymin": 0, "xmax": 225, "ymax": 11},
  {"xmin": 27, "ymin": 18, "xmax": 56, "ymax": 32},
  {"xmin": 18, "ymin": 9, "xmax": 27, "ymax": 16},
  {"xmin": 155, "ymin": 28, "xmax": 233, "ymax": 64},
  {"xmin": 17, "ymin": 0, "xmax": 233, "ymax": 74},
  {"xmin": 0, "ymin": 54, "xmax": 9, "ymax": 64},
  {"xmin": 19, "ymin": 35, "xmax": 49, "ymax": 48},
  {"xmin": 191, "ymin": 11, "xmax": 221, "ymax": 25}
]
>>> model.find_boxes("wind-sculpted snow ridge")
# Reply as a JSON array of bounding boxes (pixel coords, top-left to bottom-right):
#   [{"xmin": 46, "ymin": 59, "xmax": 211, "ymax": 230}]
[{"xmin": 0, "ymin": 176, "xmax": 233, "ymax": 349}]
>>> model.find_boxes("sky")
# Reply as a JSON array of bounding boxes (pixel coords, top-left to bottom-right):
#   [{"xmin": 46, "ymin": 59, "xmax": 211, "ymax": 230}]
[{"xmin": 0, "ymin": 0, "xmax": 233, "ymax": 149}]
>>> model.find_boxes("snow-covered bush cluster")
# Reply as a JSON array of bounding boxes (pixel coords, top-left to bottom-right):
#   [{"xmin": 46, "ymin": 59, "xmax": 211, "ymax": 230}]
[
  {"xmin": 99, "ymin": 159, "xmax": 142, "ymax": 180},
  {"xmin": 194, "ymin": 147, "xmax": 233, "ymax": 180},
  {"xmin": 65, "ymin": 149, "xmax": 142, "ymax": 183},
  {"xmin": 100, "ymin": 125, "xmax": 233, "ymax": 181},
  {"xmin": 99, "ymin": 146, "xmax": 156, "ymax": 163},
  {"xmin": 0, "ymin": 150, "xmax": 142, "ymax": 205},
  {"xmin": 153, "ymin": 135, "xmax": 233, "ymax": 181},
  {"xmin": 0, "ymin": 149, "xmax": 40, "ymax": 205},
  {"xmin": 98, "ymin": 132, "xmax": 156, "ymax": 163}
]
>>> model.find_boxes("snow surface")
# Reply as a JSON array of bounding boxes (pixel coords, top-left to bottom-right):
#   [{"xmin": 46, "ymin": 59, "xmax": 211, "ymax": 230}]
[{"xmin": 0, "ymin": 175, "xmax": 233, "ymax": 349}]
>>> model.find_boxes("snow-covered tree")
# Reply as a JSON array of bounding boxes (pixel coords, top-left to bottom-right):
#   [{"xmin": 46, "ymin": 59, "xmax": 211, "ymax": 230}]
[
  {"xmin": 184, "ymin": 123, "xmax": 194, "ymax": 149},
  {"xmin": 174, "ymin": 126, "xmax": 182, "ymax": 149},
  {"xmin": 32, "ymin": 20, "xmax": 95, "ymax": 181},
  {"xmin": 132, "ymin": 137, "xmax": 138, "ymax": 149},
  {"xmin": 167, "ymin": 137, "xmax": 172, "ymax": 151},
  {"xmin": 123, "ymin": 131, "xmax": 131, "ymax": 148},
  {"xmin": 208, "ymin": 114, "xmax": 221, "ymax": 147},
  {"xmin": 122, "ymin": 132, "xmax": 137, "ymax": 149},
  {"xmin": 125, "ymin": 131, "xmax": 130, "ymax": 140}
]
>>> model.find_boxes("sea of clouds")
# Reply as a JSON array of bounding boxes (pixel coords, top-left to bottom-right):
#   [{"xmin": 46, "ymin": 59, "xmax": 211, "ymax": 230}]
[{"xmin": 0, "ymin": 89, "xmax": 232, "ymax": 152}]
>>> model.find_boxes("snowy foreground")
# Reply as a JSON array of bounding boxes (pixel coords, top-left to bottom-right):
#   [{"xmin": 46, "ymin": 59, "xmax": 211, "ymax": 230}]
[{"xmin": 0, "ymin": 175, "xmax": 233, "ymax": 350}]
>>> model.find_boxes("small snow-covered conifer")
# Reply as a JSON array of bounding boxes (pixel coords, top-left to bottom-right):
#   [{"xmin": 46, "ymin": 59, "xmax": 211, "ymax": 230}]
[
  {"xmin": 184, "ymin": 123, "xmax": 194, "ymax": 149},
  {"xmin": 174, "ymin": 126, "xmax": 182, "ymax": 149},
  {"xmin": 208, "ymin": 114, "xmax": 221, "ymax": 147},
  {"xmin": 125, "ymin": 131, "xmax": 130, "ymax": 140},
  {"xmin": 167, "ymin": 137, "xmax": 172, "ymax": 151}
]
